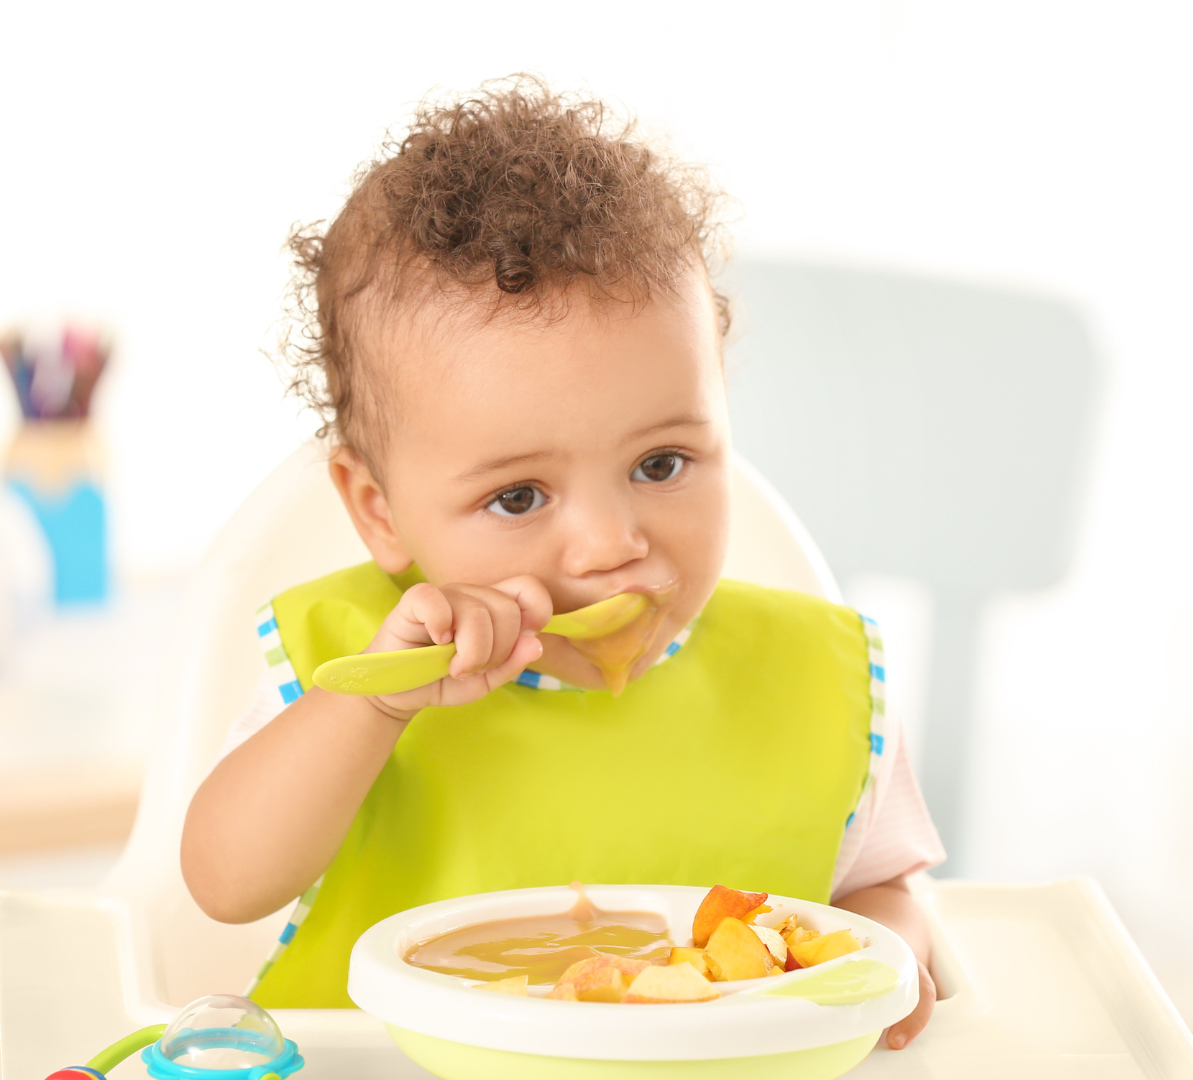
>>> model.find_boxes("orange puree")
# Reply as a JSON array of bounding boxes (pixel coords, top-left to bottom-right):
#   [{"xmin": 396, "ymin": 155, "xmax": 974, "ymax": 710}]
[
  {"xmin": 404, "ymin": 884, "xmax": 671, "ymax": 985},
  {"xmin": 569, "ymin": 588, "xmax": 675, "ymax": 695}
]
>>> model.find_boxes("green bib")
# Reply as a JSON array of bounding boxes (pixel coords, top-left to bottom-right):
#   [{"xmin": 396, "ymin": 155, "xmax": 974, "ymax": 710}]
[{"xmin": 254, "ymin": 563, "xmax": 875, "ymax": 1008}]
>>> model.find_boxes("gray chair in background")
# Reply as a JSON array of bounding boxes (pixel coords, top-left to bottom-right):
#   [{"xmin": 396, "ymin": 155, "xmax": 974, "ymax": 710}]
[{"xmin": 726, "ymin": 260, "xmax": 1102, "ymax": 872}]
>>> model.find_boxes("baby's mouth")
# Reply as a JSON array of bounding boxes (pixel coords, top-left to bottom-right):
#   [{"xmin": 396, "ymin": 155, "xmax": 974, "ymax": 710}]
[{"xmin": 563, "ymin": 584, "xmax": 678, "ymax": 696}]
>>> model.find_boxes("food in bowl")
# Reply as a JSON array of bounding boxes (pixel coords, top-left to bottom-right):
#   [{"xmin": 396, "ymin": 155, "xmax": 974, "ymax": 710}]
[
  {"xmin": 403, "ymin": 882, "xmax": 671, "ymax": 985},
  {"xmin": 405, "ymin": 883, "xmax": 863, "ymax": 1005},
  {"xmin": 349, "ymin": 883, "xmax": 919, "ymax": 1079},
  {"xmin": 545, "ymin": 955, "xmax": 719, "ymax": 1004},
  {"xmin": 691, "ymin": 883, "xmax": 771, "ymax": 946}
]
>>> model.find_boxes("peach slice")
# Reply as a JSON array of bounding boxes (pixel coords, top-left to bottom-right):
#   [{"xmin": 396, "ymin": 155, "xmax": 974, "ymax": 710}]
[
  {"xmin": 624, "ymin": 962, "xmax": 720, "ymax": 1003},
  {"xmin": 750, "ymin": 924, "xmax": 789, "ymax": 967},
  {"xmin": 782, "ymin": 916, "xmax": 820, "ymax": 969},
  {"xmin": 480, "ymin": 974, "xmax": 529, "ymax": 995},
  {"xmin": 777, "ymin": 913, "xmax": 801, "ymax": 938},
  {"xmin": 553, "ymin": 955, "xmax": 651, "ymax": 1003},
  {"xmin": 742, "ymin": 903, "xmax": 772, "ymax": 925},
  {"xmin": 668, "ymin": 946, "xmax": 712, "ymax": 979},
  {"xmin": 704, "ymin": 916, "xmax": 773, "ymax": 981},
  {"xmin": 580, "ymin": 970, "xmax": 630, "ymax": 1003},
  {"xmin": 781, "ymin": 922, "xmax": 819, "ymax": 969},
  {"xmin": 781, "ymin": 923, "xmax": 820, "ymax": 947},
  {"xmin": 692, "ymin": 885, "xmax": 769, "ymax": 947},
  {"xmin": 788, "ymin": 928, "xmax": 862, "ymax": 968},
  {"xmin": 546, "ymin": 982, "xmax": 579, "ymax": 1001}
]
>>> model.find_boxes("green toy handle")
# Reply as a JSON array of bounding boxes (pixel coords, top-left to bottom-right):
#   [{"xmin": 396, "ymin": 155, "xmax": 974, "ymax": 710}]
[{"xmin": 86, "ymin": 1024, "xmax": 167, "ymax": 1073}]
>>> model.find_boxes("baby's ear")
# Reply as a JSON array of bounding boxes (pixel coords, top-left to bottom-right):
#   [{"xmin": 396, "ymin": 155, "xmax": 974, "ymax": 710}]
[{"xmin": 328, "ymin": 446, "xmax": 413, "ymax": 574}]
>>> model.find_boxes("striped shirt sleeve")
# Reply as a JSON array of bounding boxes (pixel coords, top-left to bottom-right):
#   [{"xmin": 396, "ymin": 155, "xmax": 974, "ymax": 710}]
[{"xmin": 831, "ymin": 705, "xmax": 946, "ymax": 899}]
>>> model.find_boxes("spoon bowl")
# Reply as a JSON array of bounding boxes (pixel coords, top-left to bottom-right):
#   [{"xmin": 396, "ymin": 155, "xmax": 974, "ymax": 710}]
[{"xmin": 539, "ymin": 592, "xmax": 648, "ymax": 641}]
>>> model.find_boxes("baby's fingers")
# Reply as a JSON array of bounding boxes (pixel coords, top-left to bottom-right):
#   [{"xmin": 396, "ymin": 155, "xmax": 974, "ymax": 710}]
[
  {"xmin": 416, "ymin": 633, "xmax": 543, "ymax": 708},
  {"xmin": 448, "ymin": 593, "xmax": 497, "ymax": 677},
  {"xmin": 373, "ymin": 582, "xmax": 455, "ymax": 650},
  {"xmin": 478, "ymin": 633, "xmax": 544, "ymax": 692},
  {"xmin": 885, "ymin": 962, "xmax": 935, "ymax": 1050},
  {"xmin": 445, "ymin": 585, "xmax": 524, "ymax": 677},
  {"xmin": 491, "ymin": 575, "xmax": 554, "ymax": 634}
]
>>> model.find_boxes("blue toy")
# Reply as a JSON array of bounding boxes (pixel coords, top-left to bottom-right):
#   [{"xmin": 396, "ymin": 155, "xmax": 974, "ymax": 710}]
[{"xmin": 44, "ymin": 995, "xmax": 303, "ymax": 1080}]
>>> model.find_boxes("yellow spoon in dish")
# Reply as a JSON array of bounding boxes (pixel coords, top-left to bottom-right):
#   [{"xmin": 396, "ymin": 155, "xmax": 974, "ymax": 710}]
[{"xmin": 312, "ymin": 592, "xmax": 648, "ymax": 696}]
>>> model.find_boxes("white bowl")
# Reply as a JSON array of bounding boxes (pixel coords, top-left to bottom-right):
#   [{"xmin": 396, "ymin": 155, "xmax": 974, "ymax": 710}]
[{"xmin": 349, "ymin": 884, "xmax": 918, "ymax": 1080}]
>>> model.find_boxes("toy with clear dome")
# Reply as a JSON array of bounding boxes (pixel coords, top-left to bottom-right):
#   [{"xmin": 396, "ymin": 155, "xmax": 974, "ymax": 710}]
[{"xmin": 43, "ymin": 994, "xmax": 303, "ymax": 1080}]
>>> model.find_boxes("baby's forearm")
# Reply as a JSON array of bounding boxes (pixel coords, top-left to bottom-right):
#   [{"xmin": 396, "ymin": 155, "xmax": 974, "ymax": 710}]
[
  {"xmin": 181, "ymin": 688, "xmax": 407, "ymax": 923},
  {"xmin": 833, "ymin": 875, "xmax": 936, "ymax": 1048},
  {"xmin": 832, "ymin": 875, "xmax": 931, "ymax": 966}
]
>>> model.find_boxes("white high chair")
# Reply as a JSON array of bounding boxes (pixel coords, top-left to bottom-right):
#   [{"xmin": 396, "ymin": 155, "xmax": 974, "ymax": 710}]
[{"xmin": 1, "ymin": 442, "xmax": 1190, "ymax": 1079}]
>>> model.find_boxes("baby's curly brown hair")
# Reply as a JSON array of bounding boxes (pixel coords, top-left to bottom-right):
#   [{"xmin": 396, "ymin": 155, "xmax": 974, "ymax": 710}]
[{"xmin": 280, "ymin": 75, "xmax": 731, "ymax": 470}]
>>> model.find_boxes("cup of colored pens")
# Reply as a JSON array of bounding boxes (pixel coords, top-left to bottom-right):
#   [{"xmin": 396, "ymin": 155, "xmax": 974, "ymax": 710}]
[{"xmin": 1, "ymin": 326, "xmax": 112, "ymax": 605}]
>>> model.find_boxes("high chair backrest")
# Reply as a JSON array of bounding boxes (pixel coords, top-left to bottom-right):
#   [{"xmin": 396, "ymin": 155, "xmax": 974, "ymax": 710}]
[{"xmin": 104, "ymin": 439, "xmax": 840, "ymax": 1011}]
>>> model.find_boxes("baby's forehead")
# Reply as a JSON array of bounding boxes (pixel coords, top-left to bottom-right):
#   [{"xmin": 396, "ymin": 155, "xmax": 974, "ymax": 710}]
[
  {"xmin": 355, "ymin": 271, "xmax": 723, "ymax": 452},
  {"xmin": 363, "ymin": 267, "xmax": 717, "ymax": 379}
]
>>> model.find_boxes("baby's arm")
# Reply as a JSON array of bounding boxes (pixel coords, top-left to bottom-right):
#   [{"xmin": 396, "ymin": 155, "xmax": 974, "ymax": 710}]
[
  {"xmin": 181, "ymin": 577, "xmax": 551, "ymax": 923},
  {"xmin": 833, "ymin": 876, "xmax": 935, "ymax": 1049}
]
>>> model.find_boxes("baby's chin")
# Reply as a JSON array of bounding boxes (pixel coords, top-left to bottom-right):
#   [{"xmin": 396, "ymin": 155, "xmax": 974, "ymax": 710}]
[{"xmin": 526, "ymin": 645, "xmax": 655, "ymax": 692}]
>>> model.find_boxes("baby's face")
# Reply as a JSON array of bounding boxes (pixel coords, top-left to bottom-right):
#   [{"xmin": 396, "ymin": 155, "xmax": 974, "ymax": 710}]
[{"xmin": 344, "ymin": 268, "xmax": 730, "ymax": 690}]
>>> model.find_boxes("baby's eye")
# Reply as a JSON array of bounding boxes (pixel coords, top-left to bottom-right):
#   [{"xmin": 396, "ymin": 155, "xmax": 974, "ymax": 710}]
[
  {"xmin": 632, "ymin": 453, "xmax": 685, "ymax": 483},
  {"xmin": 486, "ymin": 486, "xmax": 545, "ymax": 517}
]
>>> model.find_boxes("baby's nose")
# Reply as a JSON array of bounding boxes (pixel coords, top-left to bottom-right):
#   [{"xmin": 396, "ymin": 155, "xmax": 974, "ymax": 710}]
[{"xmin": 558, "ymin": 500, "xmax": 650, "ymax": 578}]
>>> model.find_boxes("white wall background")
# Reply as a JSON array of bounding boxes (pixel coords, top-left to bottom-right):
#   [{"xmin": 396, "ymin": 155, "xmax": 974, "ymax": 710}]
[{"xmin": 2, "ymin": 0, "xmax": 1192, "ymax": 1008}]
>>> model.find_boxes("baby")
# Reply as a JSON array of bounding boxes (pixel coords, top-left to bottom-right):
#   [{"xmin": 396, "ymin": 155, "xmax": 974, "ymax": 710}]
[{"xmin": 182, "ymin": 77, "xmax": 944, "ymax": 1048}]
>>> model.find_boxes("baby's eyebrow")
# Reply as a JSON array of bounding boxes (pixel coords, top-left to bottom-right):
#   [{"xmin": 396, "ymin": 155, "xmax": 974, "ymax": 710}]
[
  {"xmin": 456, "ymin": 450, "xmax": 552, "ymax": 483},
  {"xmin": 622, "ymin": 413, "xmax": 711, "ymax": 442},
  {"xmin": 456, "ymin": 415, "xmax": 710, "ymax": 483}
]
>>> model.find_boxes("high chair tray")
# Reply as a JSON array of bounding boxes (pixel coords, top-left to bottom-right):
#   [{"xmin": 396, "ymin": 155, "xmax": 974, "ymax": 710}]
[{"xmin": 1, "ymin": 877, "xmax": 1190, "ymax": 1079}]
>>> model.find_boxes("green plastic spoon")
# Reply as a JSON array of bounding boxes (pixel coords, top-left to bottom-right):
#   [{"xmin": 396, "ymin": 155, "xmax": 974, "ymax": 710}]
[{"xmin": 312, "ymin": 592, "xmax": 649, "ymax": 696}]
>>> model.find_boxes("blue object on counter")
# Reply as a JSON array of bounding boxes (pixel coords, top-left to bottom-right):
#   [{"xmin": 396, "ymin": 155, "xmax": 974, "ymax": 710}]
[
  {"xmin": 142, "ymin": 1033, "xmax": 303, "ymax": 1079},
  {"xmin": 7, "ymin": 478, "xmax": 108, "ymax": 605}
]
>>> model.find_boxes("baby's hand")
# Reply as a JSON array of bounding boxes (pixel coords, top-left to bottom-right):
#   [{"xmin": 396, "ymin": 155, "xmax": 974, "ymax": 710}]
[
  {"xmin": 361, "ymin": 576, "xmax": 552, "ymax": 719},
  {"xmin": 885, "ymin": 960, "xmax": 936, "ymax": 1049}
]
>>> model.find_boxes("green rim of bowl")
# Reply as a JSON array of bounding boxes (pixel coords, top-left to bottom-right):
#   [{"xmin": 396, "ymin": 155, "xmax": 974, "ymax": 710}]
[{"xmin": 387, "ymin": 1026, "xmax": 881, "ymax": 1080}]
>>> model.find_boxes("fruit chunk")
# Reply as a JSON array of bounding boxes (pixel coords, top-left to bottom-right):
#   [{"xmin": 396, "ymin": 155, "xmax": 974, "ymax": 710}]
[
  {"xmin": 547, "ymin": 981, "xmax": 579, "ymax": 1000},
  {"xmin": 624, "ymin": 962, "xmax": 720, "ymax": 1003},
  {"xmin": 742, "ymin": 903, "xmax": 772, "ymax": 925},
  {"xmin": 481, "ymin": 974, "xmax": 529, "ymax": 995},
  {"xmin": 692, "ymin": 885, "xmax": 769, "ymax": 947},
  {"xmin": 750, "ymin": 924, "xmax": 789, "ymax": 967},
  {"xmin": 780, "ymin": 923, "xmax": 818, "ymax": 970},
  {"xmin": 704, "ymin": 917, "xmax": 773, "ymax": 980},
  {"xmin": 787, "ymin": 929, "xmax": 862, "ymax": 968},
  {"xmin": 669, "ymin": 946, "xmax": 712, "ymax": 979},
  {"xmin": 552, "ymin": 955, "xmax": 650, "ymax": 1002},
  {"xmin": 781, "ymin": 924, "xmax": 818, "ymax": 946},
  {"xmin": 580, "ymin": 970, "xmax": 630, "ymax": 1003}
]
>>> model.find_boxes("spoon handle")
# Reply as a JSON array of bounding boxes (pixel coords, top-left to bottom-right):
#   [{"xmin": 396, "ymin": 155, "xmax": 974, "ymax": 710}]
[{"xmin": 313, "ymin": 643, "xmax": 457, "ymax": 696}]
